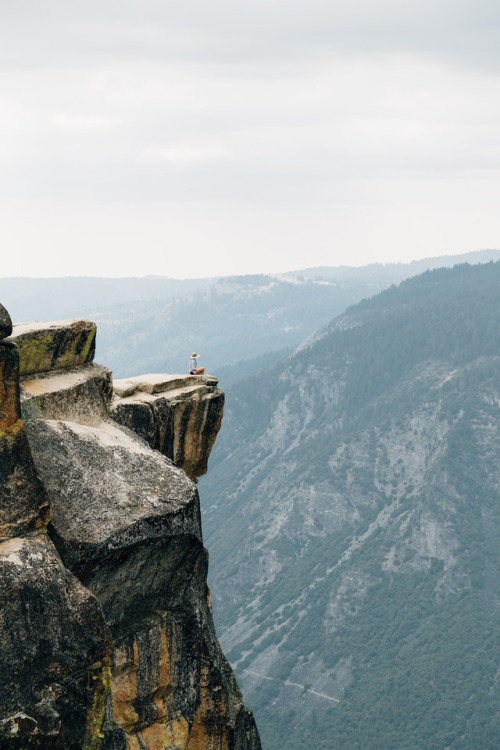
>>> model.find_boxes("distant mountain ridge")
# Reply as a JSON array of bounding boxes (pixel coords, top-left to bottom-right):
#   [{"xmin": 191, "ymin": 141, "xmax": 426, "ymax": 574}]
[
  {"xmin": 0, "ymin": 276, "xmax": 214, "ymax": 321},
  {"xmin": 200, "ymin": 260, "xmax": 500, "ymax": 749},
  {"xmin": 2, "ymin": 250, "xmax": 499, "ymax": 384},
  {"xmin": 289, "ymin": 248, "xmax": 500, "ymax": 283},
  {"xmin": 2, "ymin": 249, "xmax": 498, "ymax": 323}
]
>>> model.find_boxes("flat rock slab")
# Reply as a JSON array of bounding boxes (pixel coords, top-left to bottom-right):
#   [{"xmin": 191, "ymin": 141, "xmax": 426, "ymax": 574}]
[
  {"xmin": 0, "ymin": 304, "xmax": 12, "ymax": 340},
  {"xmin": 20, "ymin": 363, "xmax": 113, "ymax": 426},
  {"xmin": 26, "ymin": 418, "xmax": 202, "ymax": 633},
  {"xmin": 113, "ymin": 372, "xmax": 218, "ymax": 397},
  {"xmin": 0, "ymin": 533, "xmax": 110, "ymax": 747},
  {"xmin": 7, "ymin": 319, "xmax": 96, "ymax": 376}
]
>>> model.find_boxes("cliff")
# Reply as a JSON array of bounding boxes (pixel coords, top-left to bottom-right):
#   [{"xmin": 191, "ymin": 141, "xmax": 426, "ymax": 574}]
[{"xmin": 0, "ymin": 307, "xmax": 260, "ymax": 750}]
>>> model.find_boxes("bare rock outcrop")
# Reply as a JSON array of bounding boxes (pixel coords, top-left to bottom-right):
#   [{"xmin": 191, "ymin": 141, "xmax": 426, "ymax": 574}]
[
  {"xmin": 26, "ymin": 418, "xmax": 201, "ymax": 632},
  {"xmin": 111, "ymin": 374, "xmax": 224, "ymax": 479},
  {"xmin": 0, "ymin": 313, "xmax": 260, "ymax": 750}
]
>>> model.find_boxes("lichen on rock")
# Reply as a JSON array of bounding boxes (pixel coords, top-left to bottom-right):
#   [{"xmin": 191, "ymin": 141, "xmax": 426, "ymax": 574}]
[{"xmin": 7, "ymin": 319, "xmax": 97, "ymax": 377}]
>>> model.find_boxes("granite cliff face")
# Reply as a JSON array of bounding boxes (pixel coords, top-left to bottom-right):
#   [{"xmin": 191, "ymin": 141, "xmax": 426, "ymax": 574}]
[{"xmin": 0, "ymin": 309, "xmax": 260, "ymax": 750}]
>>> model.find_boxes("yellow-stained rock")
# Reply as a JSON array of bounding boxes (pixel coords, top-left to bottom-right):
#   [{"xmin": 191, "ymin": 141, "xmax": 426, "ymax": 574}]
[
  {"xmin": 106, "ymin": 597, "xmax": 261, "ymax": 750},
  {"xmin": 126, "ymin": 717, "xmax": 189, "ymax": 750},
  {"xmin": 0, "ymin": 344, "xmax": 20, "ymax": 434},
  {"xmin": 7, "ymin": 319, "xmax": 96, "ymax": 376},
  {"xmin": 187, "ymin": 659, "xmax": 230, "ymax": 750},
  {"xmin": 112, "ymin": 639, "xmax": 140, "ymax": 728}
]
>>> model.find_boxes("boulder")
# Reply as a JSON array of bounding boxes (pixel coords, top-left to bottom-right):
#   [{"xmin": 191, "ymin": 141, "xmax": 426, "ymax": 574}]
[
  {"xmin": 20, "ymin": 363, "xmax": 113, "ymax": 426},
  {"xmin": 7, "ymin": 320, "xmax": 96, "ymax": 376},
  {"xmin": 0, "ymin": 533, "xmax": 111, "ymax": 749},
  {"xmin": 0, "ymin": 304, "xmax": 12, "ymax": 340},
  {"xmin": 25, "ymin": 418, "xmax": 201, "ymax": 634},
  {"xmin": 111, "ymin": 375, "xmax": 224, "ymax": 478}
]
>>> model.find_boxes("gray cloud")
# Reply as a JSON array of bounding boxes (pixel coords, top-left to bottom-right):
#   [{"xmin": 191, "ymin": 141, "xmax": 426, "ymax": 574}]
[{"xmin": 0, "ymin": 0, "xmax": 499, "ymax": 277}]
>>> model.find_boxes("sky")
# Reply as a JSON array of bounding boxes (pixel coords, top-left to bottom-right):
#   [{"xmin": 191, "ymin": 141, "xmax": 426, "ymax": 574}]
[{"xmin": 1, "ymin": 0, "xmax": 499, "ymax": 278}]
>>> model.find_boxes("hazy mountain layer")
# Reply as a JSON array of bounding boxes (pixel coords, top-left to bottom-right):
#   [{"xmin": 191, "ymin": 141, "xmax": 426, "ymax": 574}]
[
  {"xmin": 0, "ymin": 276, "xmax": 213, "ymax": 322},
  {"xmin": 5, "ymin": 250, "xmax": 498, "ymax": 324},
  {"xmin": 200, "ymin": 261, "xmax": 500, "ymax": 749},
  {"xmin": 291, "ymin": 248, "xmax": 500, "ymax": 284},
  {"xmin": 4, "ymin": 250, "xmax": 498, "ymax": 385},
  {"xmin": 90, "ymin": 274, "xmax": 374, "ymax": 377}
]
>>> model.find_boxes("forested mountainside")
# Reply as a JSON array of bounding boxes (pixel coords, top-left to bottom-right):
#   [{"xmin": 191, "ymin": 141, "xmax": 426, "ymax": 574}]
[{"xmin": 200, "ymin": 261, "xmax": 500, "ymax": 750}]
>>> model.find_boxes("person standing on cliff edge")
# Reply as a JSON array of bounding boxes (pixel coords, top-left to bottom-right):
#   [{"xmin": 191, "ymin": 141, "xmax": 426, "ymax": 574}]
[{"xmin": 189, "ymin": 353, "xmax": 205, "ymax": 375}]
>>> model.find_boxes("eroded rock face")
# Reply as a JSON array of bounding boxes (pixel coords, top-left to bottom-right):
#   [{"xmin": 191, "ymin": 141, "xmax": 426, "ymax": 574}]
[
  {"xmin": 103, "ymin": 549, "xmax": 261, "ymax": 750},
  {"xmin": 7, "ymin": 319, "xmax": 96, "ymax": 376},
  {"xmin": 26, "ymin": 417, "xmax": 260, "ymax": 748},
  {"xmin": 0, "ymin": 312, "xmax": 112, "ymax": 748},
  {"xmin": 0, "ymin": 534, "xmax": 111, "ymax": 749},
  {"xmin": 111, "ymin": 375, "xmax": 224, "ymax": 479}
]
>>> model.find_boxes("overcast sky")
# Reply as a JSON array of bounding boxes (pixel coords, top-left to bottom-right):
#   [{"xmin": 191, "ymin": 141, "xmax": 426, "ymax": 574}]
[{"xmin": 1, "ymin": 0, "xmax": 499, "ymax": 278}]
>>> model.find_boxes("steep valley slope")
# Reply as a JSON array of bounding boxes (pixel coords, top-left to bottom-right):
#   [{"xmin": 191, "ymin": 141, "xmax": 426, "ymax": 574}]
[{"xmin": 200, "ymin": 261, "xmax": 500, "ymax": 749}]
